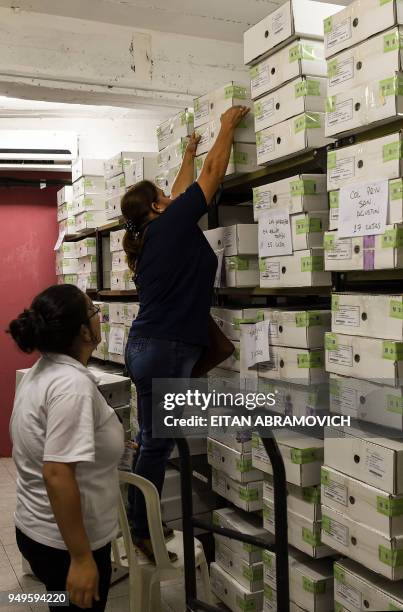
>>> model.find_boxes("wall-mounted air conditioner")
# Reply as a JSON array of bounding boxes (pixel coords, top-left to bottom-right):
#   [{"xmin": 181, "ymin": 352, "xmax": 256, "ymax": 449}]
[{"xmin": 0, "ymin": 130, "xmax": 78, "ymax": 171}]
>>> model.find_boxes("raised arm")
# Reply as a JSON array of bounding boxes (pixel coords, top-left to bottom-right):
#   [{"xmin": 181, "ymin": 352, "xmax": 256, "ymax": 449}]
[
  {"xmin": 170, "ymin": 133, "xmax": 201, "ymax": 199},
  {"xmin": 197, "ymin": 106, "xmax": 250, "ymax": 205}
]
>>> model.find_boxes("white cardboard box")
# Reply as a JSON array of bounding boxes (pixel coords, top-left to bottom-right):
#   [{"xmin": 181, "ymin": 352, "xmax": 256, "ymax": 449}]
[
  {"xmin": 57, "ymin": 202, "xmax": 68, "ymax": 222},
  {"xmin": 325, "ymin": 331, "xmax": 403, "ymax": 385},
  {"xmin": 324, "ymin": 0, "xmax": 403, "ymax": 59},
  {"xmin": 291, "ymin": 211, "xmax": 328, "ymax": 251},
  {"xmin": 110, "ymin": 229, "xmax": 125, "ymax": 253},
  {"xmin": 76, "ymin": 237, "xmax": 96, "ymax": 257},
  {"xmin": 210, "ymin": 562, "xmax": 263, "ymax": 612},
  {"xmin": 324, "ymin": 227, "xmax": 403, "ymax": 272},
  {"xmin": 76, "ymin": 273, "xmax": 97, "ymax": 291},
  {"xmin": 213, "ymin": 507, "xmax": 273, "ymax": 564},
  {"xmin": 71, "ymin": 158, "xmax": 105, "ymax": 182},
  {"xmin": 207, "ymin": 438, "xmax": 262, "ymax": 483},
  {"xmin": 330, "ymin": 373, "xmax": 403, "ymax": 431},
  {"xmin": 157, "ymin": 108, "xmax": 194, "ymax": 151},
  {"xmin": 321, "ymin": 465, "xmax": 403, "ymax": 538},
  {"xmin": 57, "ymin": 242, "xmax": 77, "ymax": 259},
  {"xmin": 258, "ymin": 346, "xmax": 327, "ymax": 385},
  {"xmin": 334, "ymin": 558, "xmax": 403, "ymax": 612},
  {"xmin": 321, "ymin": 505, "xmax": 403, "ymax": 580},
  {"xmin": 219, "ymin": 340, "xmax": 240, "ymax": 372},
  {"xmin": 224, "ymin": 224, "xmax": 258, "ymax": 256},
  {"xmin": 256, "ymin": 112, "xmax": 329, "ymax": 165},
  {"xmin": 195, "ymin": 143, "xmax": 258, "ymax": 179},
  {"xmin": 327, "ymin": 131, "xmax": 403, "ymax": 192},
  {"xmin": 254, "ymin": 77, "xmax": 326, "ymax": 132},
  {"xmin": 106, "ymin": 196, "xmax": 122, "ymax": 220},
  {"xmin": 214, "ymin": 538, "xmax": 264, "ymax": 593},
  {"xmin": 331, "ymin": 293, "xmax": 403, "ymax": 341},
  {"xmin": 263, "ymin": 548, "xmax": 334, "ymax": 612},
  {"xmin": 57, "ymin": 274, "xmax": 78, "ymax": 286},
  {"xmin": 105, "ymin": 173, "xmax": 126, "ymax": 199},
  {"xmin": 264, "ymin": 591, "xmax": 305, "ymax": 612},
  {"xmin": 57, "ymin": 185, "xmax": 73, "ymax": 206},
  {"xmin": 257, "ymin": 378, "xmax": 329, "ymax": 419},
  {"xmin": 157, "ymin": 138, "xmax": 188, "ymax": 170},
  {"xmin": 325, "ymin": 73, "xmax": 403, "ymax": 138},
  {"xmin": 111, "ymin": 250, "xmax": 128, "ymax": 272},
  {"xmin": 77, "ymin": 255, "xmax": 97, "ymax": 275},
  {"xmin": 212, "ymin": 468, "xmax": 263, "ymax": 512},
  {"xmin": 244, "ymin": 0, "xmax": 342, "ymax": 65},
  {"xmin": 108, "ymin": 302, "xmax": 126, "ymax": 325},
  {"xmin": 75, "ymin": 211, "xmax": 107, "ymax": 233},
  {"xmin": 260, "ymin": 249, "xmax": 331, "ymax": 288},
  {"xmin": 110, "ymin": 270, "xmax": 135, "ymax": 291},
  {"xmin": 264, "ymin": 474, "xmax": 321, "ymax": 522},
  {"xmin": 123, "ymin": 156, "xmax": 158, "ymax": 188},
  {"xmin": 195, "ymin": 114, "xmax": 256, "ymax": 155},
  {"xmin": 123, "ymin": 303, "xmax": 139, "ymax": 327},
  {"xmin": 225, "ymin": 256, "xmax": 260, "ymax": 288},
  {"xmin": 194, "ymin": 82, "xmax": 250, "ymax": 129},
  {"xmin": 252, "ymin": 431, "xmax": 324, "ymax": 487},
  {"xmin": 73, "ymin": 176, "xmax": 105, "ymax": 199},
  {"xmin": 74, "ymin": 194, "xmax": 106, "ymax": 215},
  {"xmin": 104, "ymin": 151, "xmax": 140, "ymax": 180},
  {"xmin": 263, "ymin": 501, "xmax": 333, "ymax": 559},
  {"xmin": 253, "ymin": 174, "xmax": 327, "ymax": 221},
  {"xmin": 210, "ymin": 307, "xmax": 244, "ymax": 341},
  {"xmin": 55, "ymin": 256, "xmax": 79, "ymax": 275},
  {"xmin": 250, "ymin": 39, "xmax": 326, "ymax": 100},
  {"xmin": 324, "ymin": 425, "xmax": 403, "ymax": 494},
  {"xmin": 327, "ymin": 26, "xmax": 403, "ymax": 97},
  {"xmin": 203, "ymin": 227, "xmax": 225, "ymax": 252}
]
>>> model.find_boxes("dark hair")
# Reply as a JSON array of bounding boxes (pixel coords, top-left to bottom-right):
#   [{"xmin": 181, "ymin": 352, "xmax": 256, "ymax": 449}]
[
  {"xmin": 8, "ymin": 284, "xmax": 90, "ymax": 354},
  {"xmin": 121, "ymin": 180, "xmax": 158, "ymax": 272}
]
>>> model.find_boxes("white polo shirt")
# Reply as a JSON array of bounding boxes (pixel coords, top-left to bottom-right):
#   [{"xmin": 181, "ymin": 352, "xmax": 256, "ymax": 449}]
[{"xmin": 10, "ymin": 353, "xmax": 125, "ymax": 551}]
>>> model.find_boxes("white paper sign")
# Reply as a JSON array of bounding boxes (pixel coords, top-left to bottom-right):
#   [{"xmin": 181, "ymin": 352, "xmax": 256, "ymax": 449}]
[
  {"xmin": 214, "ymin": 248, "xmax": 225, "ymax": 288},
  {"xmin": 109, "ymin": 326, "xmax": 125, "ymax": 355},
  {"xmin": 242, "ymin": 324, "xmax": 258, "ymax": 369},
  {"xmin": 77, "ymin": 275, "xmax": 88, "ymax": 292},
  {"xmin": 54, "ymin": 230, "xmax": 66, "ymax": 251},
  {"xmin": 338, "ymin": 179, "xmax": 388, "ymax": 238},
  {"xmin": 255, "ymin": 320, "xmax": 271, "ymax": 365},
  {"xmin": 242, "ymin": 322, "xmax": 271, "ymax": 368},
  {"xmin": 258, "ymin": 210, "xmax": 292, "ymax": 257}
]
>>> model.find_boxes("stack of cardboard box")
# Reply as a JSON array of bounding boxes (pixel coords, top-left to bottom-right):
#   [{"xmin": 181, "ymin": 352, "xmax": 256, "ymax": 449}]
[
  {"xmin": 154, "ymin": 109, "xmax": 194, "ymax": 195},
  {"xmin": 70, "ymin": 159, "xmax": 107, "ymax": 233},
  {"xmin": 244, "ymin": 0, "xmax": 341, "ymax": 165},
  {"xmin": 109, "ymin": 228, "xmax": 135, "ymax": 291},
  {"xmin": 194, "ymin": 84, "xmax": 258, "ymax": 180}
]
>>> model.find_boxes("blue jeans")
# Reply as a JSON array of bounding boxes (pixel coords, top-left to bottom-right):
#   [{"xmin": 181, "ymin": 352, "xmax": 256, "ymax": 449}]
[{"xmin": 125, "ymin": 336, "xmax": 202, "ymax": 539}]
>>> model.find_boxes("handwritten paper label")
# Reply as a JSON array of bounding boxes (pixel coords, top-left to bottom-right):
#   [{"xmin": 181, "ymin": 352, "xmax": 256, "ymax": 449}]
[
  {"xmin": 338, "ymin": 180, "xmax": 388, "ymax": 238},
  {"xmin": 54, "ymin": 230, "xmax": 66, "ymax": 251},
  {"xmin": 242, "ymin": 322, "xmax": 270, "ymax": 368},
  {"xmin": 255, "ymin": 320, "xmax": 271, "ymax": 365},
  {"xmin": 109, "ymin": 326, "xmax": 125, "ymax": 355},
  {"xmin": 214, "ymin": 248, "xmax": 224, "ymax": 288},
  {"xmin": 259, "ymin": 210, "xmax": 292, "ymax": 257}
]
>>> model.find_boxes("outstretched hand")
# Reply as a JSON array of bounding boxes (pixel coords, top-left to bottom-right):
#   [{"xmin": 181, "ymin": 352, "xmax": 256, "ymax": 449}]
[
  {"xmin": 186, "ymin": 132, "xmax": 202, "ymax": 158},
  {"xmin": 220, "ymin": 105, "xmax": 250, "ymax": 131}
]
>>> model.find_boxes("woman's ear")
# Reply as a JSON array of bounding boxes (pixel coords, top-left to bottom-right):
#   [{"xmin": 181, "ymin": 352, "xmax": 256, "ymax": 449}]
[{"xmin": 151, "ymin": 201, "xmax": 163, "ymax": 214}]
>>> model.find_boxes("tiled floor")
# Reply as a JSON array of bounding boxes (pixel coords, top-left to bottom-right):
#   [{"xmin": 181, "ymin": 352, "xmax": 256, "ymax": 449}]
[{"xmin": 0, "ymin": 458, "xmax": 216, "ymax": 612}]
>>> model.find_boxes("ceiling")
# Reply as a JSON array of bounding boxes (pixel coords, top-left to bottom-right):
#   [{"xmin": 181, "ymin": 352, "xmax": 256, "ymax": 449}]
[{"xmin": 0, "ymin": 0, "xmax": 348, "ymax": 43}]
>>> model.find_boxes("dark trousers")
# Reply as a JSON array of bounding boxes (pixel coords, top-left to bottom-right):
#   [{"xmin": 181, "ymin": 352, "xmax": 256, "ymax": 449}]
[
  {"xmin": 16, "ymin": 528, "xmax": 112, "ymax": 612},
  {"xmin": 125, "ymin": 336, "xmax": 202, "ymax": 539}
]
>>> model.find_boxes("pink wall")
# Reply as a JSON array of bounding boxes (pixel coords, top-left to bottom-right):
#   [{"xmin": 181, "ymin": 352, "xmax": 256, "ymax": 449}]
[{"xmin": 0, "ymin": 172, "xmax": 69, "ymax": 457}]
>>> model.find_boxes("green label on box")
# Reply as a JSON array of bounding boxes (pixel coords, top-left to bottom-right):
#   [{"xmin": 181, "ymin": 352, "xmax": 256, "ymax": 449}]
[
  {"xmin": 384, "ymin": 31, "xmax": 402, "ymax": 53},
  {"xmin": 195, "ymin": 157, "xmax": 203, "ymax": 172},
  {"xmin": 379, "ymin": 546, "xmax": 403, "ymax": 567},
  {"xmin": 291, "ymin": 447, "xmax": 322, "ymax": 464},
  {"xmin": 262, "ymin": 550, "xmax": 272, "ymax": 567},
  {"xmin": 329, "ymin": 191, "xmax": 340, "ymax": 209},
  {"xmin": 236, "ymin": 457, "xmax": 252, "ymax": 473},
  {"xmin": 388, "ymin": 395, "xmax": 403, "ymax": 414},
  {"xmin": 249, "ymin": 65, "xmax": 259, "ymax": 78},
  {"xmin": 294, "ymin": 113, "xmax": 321, "ymax": 133},
  {"xmin": 388, "ymin": 604, "xmax": 402, "ymax": 611},
  {"xmin": 302, "ymin": 576, "xmax": 326, "ymax": 594},
  {"xmin": 379, "ymin": 76, "xmax": 403, "ymax": 97},
  {"xmin": 234, "ymin": 151, "xmax": 249, "ymax": 165},
  {"xmin": 335, "ymin": 603, "xmax": 346, "ymax": 612},
  {"xmin": 327, "ymin": 151, "xmax": 337, "ymax": 170},
  {"xmin": 324, "ymin": 16, "xmax": 332, "ymax": 33},
  {"xmin": 243, "ymin": 565, "xmax": 263, "ymax": 581},
  {"xmin": 329, "ymin": 378, "xmax": 341, "ymax": 396},
  {"xmin": 302, "ymin": 527, "xmax": 321, "ymax": 546},
  {"xmin": 326, "ymin": 96, "xmax": 336, "ymax": 113},
  {"xmin": 289, "ymin": 42, "xmax": 315, "ymax": 63},
  {"xmin": 234, "ymin": 347, "xmax": 240, "ymax": 361},
  {"xmin": 295, "ymin": 311, "xmax": 323, "ymax": 327},
  {"xmin": 297, "ymin": 352, "xmax": 323, "ymax": 369},
  {"xmin": 290, "ymin": 179, "xmax": 317, "ymax": 196},
  {"xmin": 263, "ymin": 504, "xmax": 272, "ymax": 519},
  {"xmin": 334, "ymin": 565, "xmax": 345, "ymax": 584},
  {"xmin": 301, "ymin": 255, "xmax": 324, "ymax": 272},
  {"xmin": 383, "ymin": 141, "xmax": 403, "ymax": 162},
  {"xmin": 295, "ymin": 79, "xmax": 321, "ymax": 98},
  {"xmin": 381, "ymin": 228, "xmax": 403, "ymax": 248},
  {"xmin": 321, "ymin": 468, "xmax": 330, "ymax": 486},
  {"xmin": 251, "ymin": 433, "xmax": 260, "ymax": 449},
  {"xmin": 302, "ymin": 486, "xmax": 321, "ymax": 504},
  {"xmin": 224, "ymin": 85, "xmax": 248, "ymax": 100},
  {"xmin": 235, "ymin": 595, "xmax": 256, "ymax": 611},
  {"xmin": 229, "ymin": 256, "xmax": 249, "ymax": 270},
  {"xmin": 382, "ymin": 341, "xmax": 403, "ymax": 361},
  {"xmin": 289, "ymin": 44, "xmax": 301, "ymax": 63},
  {"xmin": 264, "ymin": 585, "xmax": 274, "ymax": 601},
  {"xmin": 322, "ymin": 515, "xmax": 331, "ymax": 533},
  {"xmin": 380, "ymin": 0, "xmax": 393, "ymax": 5},
  {"xmin": 377, "ymin": 496, "xmax": 403, "ymax": 517},
  {"xmin": 295, "ymin": 217, "xmax": 322, "ymax": 234},
  {"xmin": 327, "ymin": 58, "xmax": 338, "ymax": 78},
  {"xmin": 326, "ymin": 332, "xmax": 339, "ymax": 351},
  {"xmin": 254, "ymin": 101, "xmax": 263, "ymax": 119},
  {"xmin": 332, "ymin": 294, "xmax": 340, "ymax": 312},
  {"xmin": 390, "ymin": 179, "xmax": 403, "ymax": 201},
  {"xmin": 390, "ymin": 299, "xmax": 403, "ymax": 319},
  {"xmin": 239, "ymin": 487, "xmax": 259, "ymax": 502}
]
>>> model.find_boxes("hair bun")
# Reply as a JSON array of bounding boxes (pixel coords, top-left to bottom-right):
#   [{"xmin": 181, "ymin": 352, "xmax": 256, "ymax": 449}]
[{"xmin": 8, "ymin": 309, "xmax": 46, "ymax": 354}]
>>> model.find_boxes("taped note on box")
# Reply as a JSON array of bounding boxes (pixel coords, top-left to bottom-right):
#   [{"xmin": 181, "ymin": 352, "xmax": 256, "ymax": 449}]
[
  {"xmin": 259, "ymin": 210, "xmax": 292, "ymax": 257},
  {"xmin": 338, "ymin": 179, "xmax": 388, "ymax": 238},
  {"xmin": 54, "ymin": 230, "xmax": 66, "ymax": 251},
  {"xmin": 109, "ymin": 326, "xmax": 125, "ymax": 355},
  {"xmin": 242, "ymin": 321, "xmax": 270, "ymax": 368}
]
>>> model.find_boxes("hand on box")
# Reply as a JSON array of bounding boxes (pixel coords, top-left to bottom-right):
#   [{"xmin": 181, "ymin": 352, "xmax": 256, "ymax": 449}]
[
  {"xmin": 220, "ymin": 106, "xmax": 250, "ymax": 131},
  {"xmin": 186, "ymin": 132, "xmax": 201, "ymax": 158}
]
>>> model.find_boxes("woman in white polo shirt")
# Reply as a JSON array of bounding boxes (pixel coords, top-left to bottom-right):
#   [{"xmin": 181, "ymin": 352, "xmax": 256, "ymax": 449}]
[{"xmin": 8, "ymin": 284, "xmax": 124, "ymax": 611}]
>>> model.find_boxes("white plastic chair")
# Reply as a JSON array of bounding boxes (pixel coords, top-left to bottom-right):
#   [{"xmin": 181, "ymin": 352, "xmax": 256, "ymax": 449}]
[{"xmin": 117, "ymin": 470, "xmax": 213, "ymax": 612}]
